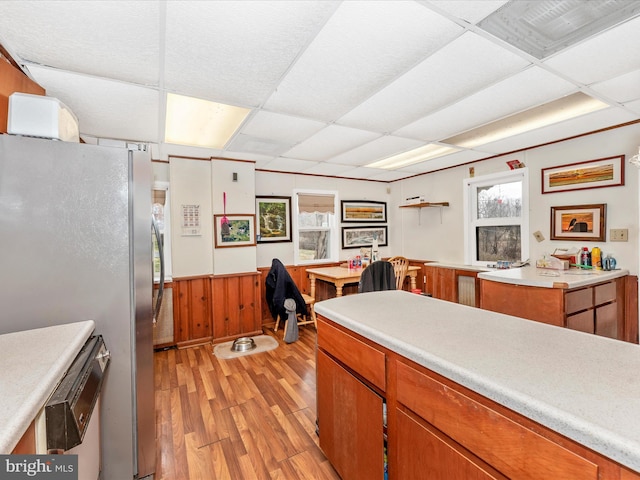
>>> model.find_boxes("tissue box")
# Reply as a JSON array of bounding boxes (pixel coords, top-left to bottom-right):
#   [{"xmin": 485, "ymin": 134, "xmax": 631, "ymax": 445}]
[
  {"xmin": 405, "ymin": 196, "xmax": 425, "ymax": 205},
  {"xmin": 8, "ymin": 92, "xmax": 79, "ymax": 142}
]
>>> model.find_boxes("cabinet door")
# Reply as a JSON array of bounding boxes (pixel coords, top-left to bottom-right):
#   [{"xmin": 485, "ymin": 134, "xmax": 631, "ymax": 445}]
[
  {"xmin": 595, "ymin": 303, "xmax": 617, "ymax": 339},
  {"xmin": 317, "ymin": 349, "xmax": 384, "ymax": 480},
  {"xmin": 395, "ymin": 409, "xmax": 506, "ymax": 480}
]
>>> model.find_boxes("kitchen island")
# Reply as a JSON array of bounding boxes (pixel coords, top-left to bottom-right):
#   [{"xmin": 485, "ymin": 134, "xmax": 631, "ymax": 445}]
[
  {"xmin": 314, "ymin": 291, "xmax": 640, "ymax": 479},
  {"xmin": 0, "ymin": 320, "xmax": 95, "ymax": 453}
]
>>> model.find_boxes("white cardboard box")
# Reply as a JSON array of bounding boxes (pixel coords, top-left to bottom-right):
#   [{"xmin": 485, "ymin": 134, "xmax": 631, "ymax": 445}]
[{"xmin": 8, "ymin": 92, "xmax": 79, "ymax": 142}]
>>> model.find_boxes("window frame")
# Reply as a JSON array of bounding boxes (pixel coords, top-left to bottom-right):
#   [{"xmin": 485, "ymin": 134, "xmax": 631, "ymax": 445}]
[
  {"xmin": 463, "ymin": 168, "xmax": 529, "ymax": 266},
  {"xmin": 152, "ymin": 181, "xmax": 173, "ymax": 282},
  {"xmin": 292, "ymin": 189, "xmax": 339, "ymax": 266}
]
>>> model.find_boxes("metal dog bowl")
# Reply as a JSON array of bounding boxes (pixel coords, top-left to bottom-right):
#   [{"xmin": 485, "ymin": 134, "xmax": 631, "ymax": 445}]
[{"xmin": 231, "ymin": 336, "xmax": 256, "ymax": 352}]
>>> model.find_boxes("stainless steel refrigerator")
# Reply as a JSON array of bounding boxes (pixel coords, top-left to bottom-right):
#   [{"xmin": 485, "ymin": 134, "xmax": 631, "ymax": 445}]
[{"xmin": 0, "ymin": 134, "xmax": 155, "ymax": 479}]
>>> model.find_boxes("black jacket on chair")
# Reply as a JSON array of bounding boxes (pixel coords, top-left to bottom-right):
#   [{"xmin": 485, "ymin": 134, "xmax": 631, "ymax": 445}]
[
  {"xmin": 358, "ymin": 260, "xmax": 396, "ymax": 293},
  {"xmin": 265, "ymin": 258, "xmax": 307, "ymax": 321}
]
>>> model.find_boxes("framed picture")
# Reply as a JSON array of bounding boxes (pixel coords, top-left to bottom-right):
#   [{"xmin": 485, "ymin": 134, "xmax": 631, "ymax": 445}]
[
  {"xmin": 342, "ymin": 226, "xmax": 388, "ymax": 249},
  {"xmin": 214, "ymin": 214, "xmax": 256, "ymax": 248},
  {"xmin": 341, "ymin": 200, "xmax": 387, "ymax": 223},
  {"xmin": 541, "ymin": 155, "xmax": 624, "ymax": 194},
  {"xmin": 550, "ymin": 204, "xmax": 606, "ymax": 242},
  {"xmin": 256, "ymin": 196, "xmax": 292, "ymax": 243}
]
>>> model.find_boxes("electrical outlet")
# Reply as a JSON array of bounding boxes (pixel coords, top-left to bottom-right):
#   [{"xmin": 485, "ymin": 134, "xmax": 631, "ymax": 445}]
[
  {"xmin": 533, "ymin": 230, "xmax": 545, "ymax": 242},
  {"xmin": 610, "ymin": 228, "xmax": 628, "ymax": 242}
]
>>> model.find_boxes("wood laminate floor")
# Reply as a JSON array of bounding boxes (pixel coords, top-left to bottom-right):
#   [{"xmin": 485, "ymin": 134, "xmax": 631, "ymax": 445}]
[{"xmin": 154, "ymin": 327, "xmax": 340, "ymax": 480}]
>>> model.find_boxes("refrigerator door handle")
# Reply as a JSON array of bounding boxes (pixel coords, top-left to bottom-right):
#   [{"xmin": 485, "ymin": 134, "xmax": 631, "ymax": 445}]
[{"xmin": 152, "ymin": 215, "xmax": 164, "ymax": 323}]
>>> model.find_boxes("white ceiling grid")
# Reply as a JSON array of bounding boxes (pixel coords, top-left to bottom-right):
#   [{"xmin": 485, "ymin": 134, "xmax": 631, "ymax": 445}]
[{"xmin": 0, "ymin": 0, "xmax": 638, "ymax": 180}]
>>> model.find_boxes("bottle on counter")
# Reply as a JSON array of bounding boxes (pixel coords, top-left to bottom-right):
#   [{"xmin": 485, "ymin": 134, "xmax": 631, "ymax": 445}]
[
  {"xmin": 580, "ymin": 247, "xmax": 591, "ymax": 267},
  {"xmin": 608, "ymin": 255, "xmax": 617, "ymax": 270},
  {"xmin": 592, "ymin": 247, "xmax": 601, "ymax": 270}
]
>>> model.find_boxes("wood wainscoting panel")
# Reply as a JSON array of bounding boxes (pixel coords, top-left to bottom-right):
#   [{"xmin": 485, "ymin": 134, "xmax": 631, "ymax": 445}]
[
  {"xmin": 211, "ymin": 272, "xmax": 262, "ymax": 344},
  {"xmin": 173, "ymin": 276, "xmax": 212, "ymax": 348}
]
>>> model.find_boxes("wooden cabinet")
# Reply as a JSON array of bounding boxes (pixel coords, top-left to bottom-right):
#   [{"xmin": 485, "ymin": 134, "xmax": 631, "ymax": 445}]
[
  {"xmin": 11, "ymin": 419, "xmax": 36, "ymax": 454},
  {"xmin": 316, "ymin": 318, "xmax": 386, "ymax": 480},
  {"xmin": 317, "ymin": 315, "xmax": 640, "ymax": 480},
  {"xmin": 480, "ymin": 277, "xmax": 628, "ymax": 341},
  {"xmin": 424, "ymin": 264, "xmax": 482, "ymax": 306}
]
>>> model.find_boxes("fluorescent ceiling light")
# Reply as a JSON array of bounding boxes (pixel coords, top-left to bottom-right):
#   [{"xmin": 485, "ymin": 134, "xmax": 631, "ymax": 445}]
[
  {"xmin": 366, "ymin": 143, "xmax": 460, "ymax": 169},
  {"xmin": 164, "ymin": 93, "xmax": 250, "ymax": 149},
  {"xmin": 443, "ymin": 92, "xmax": 609, "ymax": 149}
]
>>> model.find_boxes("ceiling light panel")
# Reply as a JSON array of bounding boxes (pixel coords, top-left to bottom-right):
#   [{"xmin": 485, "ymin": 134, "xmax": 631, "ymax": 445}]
[
  {"xmin": 398, "ymin": 149, "xmax": 488, "ymax": 174},
  {"xmin": 165, "ymin": 93, "xmax": 250, "ymax": 149},
  {"xmin": 284, "ymin": 125, "xmax": 380, "ymax": 161},
  {"xmin": 396, "ymin": 66, "xmax": 576, "ymax": 141},
  {"xmin": 27, "ymin": 64, "xmax": 159, "ymax": 142},
  {"xmin": 367, "ymin": 144, "xmax": 461, "ymax": 169},
  {"xmin": 164, "ymin": 1, "xmax": 337, "ymax": 107},
  {"xmin": 478, "ymin": 0, "xmax": 640, "ymax": 59},
  {"xmin": 237, "ymin": 111, "xmax": 326, "ymax": 145},
  {"xmin": 338, "ymin": 32, "xmax": 531, "ymax": 133},
  {"xmin": 327, "ymin": 136, "xmax": 425, "ymax": 166},
  {"xmin": 0, "ymin": 1, "xmax": 159, "ymax": 86},
  {"xmin": 263, "ymin": 0, "xmax": 463, "ymax": 121},
  {"xmin": 543, "ymin": 14, "xmax": 640, "ymax": 84}
]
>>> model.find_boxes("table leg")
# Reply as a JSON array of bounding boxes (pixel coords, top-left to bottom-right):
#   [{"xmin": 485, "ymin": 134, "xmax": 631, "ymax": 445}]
[
  {"xmin": 335, "ymin": 280, "xmax": 344, "ymax": 297},
  {"xmin": 409, "ymin": 272, "xmax": 417, "ymax": 291}
]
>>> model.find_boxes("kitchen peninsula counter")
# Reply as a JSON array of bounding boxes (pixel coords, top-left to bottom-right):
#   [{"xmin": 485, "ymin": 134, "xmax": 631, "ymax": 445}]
[
  {"xmin": 314, "ymin": 291, "xmax": 640, "ymax": 476},
  {"xmin": 0, "ymin": 320, "xmax": 95, "ymax": 453},
  {"xmin": 477, "ymin": 265, "xmax": 629, "ymax": 289}
]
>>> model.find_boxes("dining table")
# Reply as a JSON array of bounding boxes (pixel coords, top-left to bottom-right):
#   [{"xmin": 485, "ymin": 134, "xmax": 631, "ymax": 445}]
[{"xmin": 307, "ymin": 264, "xmax": 420, "ymax": 299}]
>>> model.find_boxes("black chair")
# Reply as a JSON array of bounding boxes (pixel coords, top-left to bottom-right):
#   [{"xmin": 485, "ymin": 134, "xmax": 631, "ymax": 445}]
[
  {"xmin": 358, "ymin": 260, "xmax": 396, "ymax": 293},
  {"xmin": 265, "ymin": 259, "xmax": 316, "ymax": 341}
]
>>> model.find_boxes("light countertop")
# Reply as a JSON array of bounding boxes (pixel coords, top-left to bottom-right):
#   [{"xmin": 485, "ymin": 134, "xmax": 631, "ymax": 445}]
[
  {"xmin": 314, "ymin": 291, "xmax": 640, "ymax": 473},
  {"xmin": 477, "ymin": 265, "xmax": 629, "ymax": 288},
  {"xmin": 424, "ymin": 262, "xmax": 492, "ymax": 272},
  {"xmin": 0, "ymin": 320, "xmax": 95, "ymax": 453}
]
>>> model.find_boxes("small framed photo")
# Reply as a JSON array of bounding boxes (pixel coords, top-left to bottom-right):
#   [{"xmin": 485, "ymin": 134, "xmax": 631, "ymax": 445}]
[
  {"xmin": 214, "ymin": 214, "xmax": 256, "ymax": 248},
  {"xmin": 256, "ymin": 196, "xmax": 292, "ymax": 243},
  {"xmin": 550, "ymin": 204, "xmax": 606, "ymax": 242},
  {"xmin": 342, "ymin": 226, "xmax": 388, "ymax": 249},
  {"xmin": 341, "ymin": 200, "xmax": 387, "ymax": 223},
  {"xmin": 541, "ymin": 155, "xmax": 624, "ymax": 194}
]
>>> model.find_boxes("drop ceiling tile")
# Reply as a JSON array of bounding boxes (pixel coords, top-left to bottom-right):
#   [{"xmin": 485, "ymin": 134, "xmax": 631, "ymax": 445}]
[
  {"xmin": 225, "ymin": 134, "xmax": 291, "ymax": 156},
  {"xmin": 260, "ymin": 157, "xmax": 318, "ymax": 173},
  {"xmin": 590, "ymin": 69, "xmax": 640, "ymax": 103},
  {"xmin": 264, "ymin": 0, "xmax": 463, "ymax": 120},
  {"xmin": 337, "ymin": 166, "xmax": 388, "ymax": 180},
  {"xmin": 301, "ymin": 163, "xmax": 356, "ymax": 176},
  {"xmin": 27, "ymin": 65, "xmax": 160, "ymax": 143},
  {"xmin": 164, "ymin": 1, "xmax": 337, "ymax": 107},
  {"xmin": 338, "ymin": 31, "xmax": 531, "ymax": 133},
  {"xmin": 0, "ymin": 1, "xmax": 159, "ymax": 86},
  {"xmin": 624, "ymin": 98, "xmax": 640, "ymax": 116},
  {"xmin": 238, "ymin": 111, "xmax": 327, "ymax": 145},
  {"xmin": 366, "ymin": 170, "xmax": 414, "ymax": 181},
  {"xmin": 425, "ymin": 0, "xmax": 509, "ymax": 24},
  {"xmin": 544, "ymin": 15, "xmax": 640, "ymax": 85},
  {"xmin": 398, "ymin": 149, "xmax": 487, "ymax": 173},
  {"xmin": 396, "ymin": 66, "xmax": 577, "ymax": 141},
  {"xmin": 284, "ymin": 125, "xmax": 381, "ymax": 161},
  {"xmin": 327, "ymin": 136, "xmax": 424, "ymax": 166}
]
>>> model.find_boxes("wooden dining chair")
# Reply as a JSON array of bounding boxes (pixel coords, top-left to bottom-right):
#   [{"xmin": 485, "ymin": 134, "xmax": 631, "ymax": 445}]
[{"xmin": 388, "ymin": 256, "xmax": 409, "ymax": 290}]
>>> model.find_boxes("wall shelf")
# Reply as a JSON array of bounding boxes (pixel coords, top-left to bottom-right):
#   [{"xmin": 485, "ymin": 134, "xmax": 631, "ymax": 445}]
[
  {"xmin": 399, "ymin": 202, "xmax": 449, "ymax": 208},
  {"xmin": 399, "ymin": 202, "xmax": 449, "ymax": 224}
]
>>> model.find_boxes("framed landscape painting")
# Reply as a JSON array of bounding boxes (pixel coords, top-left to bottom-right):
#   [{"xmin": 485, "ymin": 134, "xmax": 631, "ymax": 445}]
[
  {"xmin": 341, "ymin": 200, "xmax": 387, "ymax": 223},
  {"xmin": 541, "ymin": 155, "xmax": 624, "ymax": 194},
  {"xmin": 256, "ymin": 196, "xmax": 292, "ymax": 243},
  {"xmin": 214, "ymin": 214, "xmax": 256, "ymax": 248},
  {"xmin": 342, "ymin": 226, "xmax": 388, "ymax": 249}
]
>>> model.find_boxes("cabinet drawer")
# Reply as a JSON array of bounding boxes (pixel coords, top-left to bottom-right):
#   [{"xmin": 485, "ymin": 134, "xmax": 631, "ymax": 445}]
[
  {"xmin": 565, "ymin": 288, "xmax": 593, "ymax": 314},
  {"xmin": 317, "ymin": 318, "xmax": 385, "ymax": 391},
  {"xmin": 396, "ymin": 360, "xmax": 598, "ymax": 480},
  {"xmin": 594, "ymin": 281, "xmax": 616, "ymax": 305},
  {"xmin": 567, "ymin": 310, "xmax": 594, "ymax": 334}
]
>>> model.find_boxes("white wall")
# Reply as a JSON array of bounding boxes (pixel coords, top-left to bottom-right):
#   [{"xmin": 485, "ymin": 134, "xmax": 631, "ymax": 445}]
[
  {"xmin": 398, "ymin": 123, "xmax": 640, "ymax": 275},
  {"xmin": 255, "ymin": 172, "xmax": 390, "ymax": 268}
]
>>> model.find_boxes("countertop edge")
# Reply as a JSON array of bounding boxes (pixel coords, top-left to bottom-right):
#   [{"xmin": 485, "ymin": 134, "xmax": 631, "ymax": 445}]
[{"xmin": 0, "ymin": 320, "xmax": 95, "ymax": 453}]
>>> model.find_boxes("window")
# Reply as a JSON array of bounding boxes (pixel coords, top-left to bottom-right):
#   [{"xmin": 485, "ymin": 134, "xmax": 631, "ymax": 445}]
[
  {"xmin": 293, "ymin": 190, "xmax": 339, "ymax": 265},
  {"xmin": 463, "ymin": 169, "xmax": 529, "ymax": 266}
]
